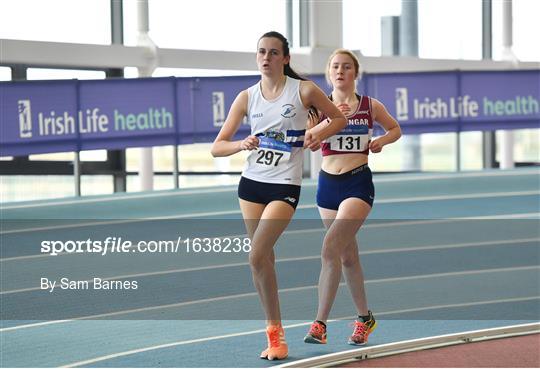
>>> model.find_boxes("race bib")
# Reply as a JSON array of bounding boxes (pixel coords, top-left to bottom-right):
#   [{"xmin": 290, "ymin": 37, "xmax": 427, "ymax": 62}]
[
  {"xmin": 254, "ymin": 136, "xmax": 291, "ymax": 166},
  {"xmin": 328, "ymin": 127, "xmax": 372, "ymax": 152},
  {"xmin": 329, "ymin": 134, "xmax": 370, "ymax": 152}
]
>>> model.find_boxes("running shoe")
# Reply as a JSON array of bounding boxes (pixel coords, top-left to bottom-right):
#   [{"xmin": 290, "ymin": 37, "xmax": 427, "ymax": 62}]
[
  {"xmin": 348, "ymin": 310, "xmax": 377, "ymax": 345},
  {"xmin": 304, "ymin": 321, "xmax": 327, "ymax": 344},
  {"xmin": 260, "ymin": 324, "xmax": 288, "ymax": 360}
]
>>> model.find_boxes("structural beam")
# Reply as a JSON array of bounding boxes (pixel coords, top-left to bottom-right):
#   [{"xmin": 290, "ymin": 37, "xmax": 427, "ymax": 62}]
[{"xmin": 2, "ymin": 39, "xmax": 537, "ymax": 74}]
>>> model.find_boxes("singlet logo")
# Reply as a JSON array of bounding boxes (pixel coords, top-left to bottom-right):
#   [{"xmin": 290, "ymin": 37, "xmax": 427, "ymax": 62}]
[
  {"xmin": 281, "ymin": 104, "xmax": 296, "ymax": 118},
  {"xmin": 349, "ymin": 118, "xmax": 369, "ymax": 126},
  {"xmin": 264, "ymin": 130, "xmax": 286, "ymax": 141},
  {"xmin": 252, "ymin": 113, "xmax": 263, "ymax": 119}
]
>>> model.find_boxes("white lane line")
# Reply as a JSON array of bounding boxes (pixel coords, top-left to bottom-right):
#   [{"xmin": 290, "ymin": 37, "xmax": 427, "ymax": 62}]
[
  {"xmin": 59, "ymin": 295, "xmax": 540, "ymax": 368},
  {"xmin": 0, "ymin": 219, "xmax": 455, "ymax": 262},
  {"xmin": 2, "ymin": 214, "xmax": 538, "ymax": 262},
  {"xmin": 0, "ymin": 187, "xmax": 238, "ymax": 210},
  {"xmin": 375, "ymin": 191, "xmax": 539, "ymax": 203},
  {"xmin": 462, "ymin": 213, "xmax": 540, "ymax": 220},
  {"xmin": 2, "ymin": 265, "xmax": 538, "ymax": 332},
  {"xmin": 2, "ymin": 190, "xmax": 538, "ymax": 235},
  {"xmin": 2, "ymin": 237, "xmax": 538, "ymax": 295},
  {"xmin": 372, "ymin": 169, "xmax": 540, "ymax": 182},
  {"xmin": 360, "ymin": 238, "xmax": 540, "ymax": 256},
  {"xmin": 0, "ymin": 211, "xmax": 240, "ymax": 235},
  {"xmin": 2, "ymin": 168, "xmax": 538, "ymax": 210},
  {"xmin": 375, "ymin": 296, "xmax": 540, "ymax": 318},
  {"xmin": 366, "ymin": 265, "xmax": 539, "ymax": 284}
]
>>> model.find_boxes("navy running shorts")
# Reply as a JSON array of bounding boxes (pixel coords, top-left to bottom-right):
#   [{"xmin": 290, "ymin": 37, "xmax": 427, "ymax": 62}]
[
  {"xmin": 316, "ymin": 164, "xmax": 374, "ymax": 210},
  {"xmin": 238, "ymin": 176, "xmax": 301, "ymax": 209}
]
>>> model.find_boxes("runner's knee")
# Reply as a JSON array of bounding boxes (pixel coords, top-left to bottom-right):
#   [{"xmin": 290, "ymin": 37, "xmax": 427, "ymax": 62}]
[
  {"xmin": 249, "ymin": 250, "xmax": 273, "ymax": 273},
  {"xmin": 341, "ymin": 250, "xmax": 359, "ymax": 268}
]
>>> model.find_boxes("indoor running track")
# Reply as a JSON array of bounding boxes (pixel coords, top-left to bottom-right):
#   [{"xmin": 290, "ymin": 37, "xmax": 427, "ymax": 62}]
[{"xmin": 1, "ymin": 168, "xmax": 539, "ymax": 367}]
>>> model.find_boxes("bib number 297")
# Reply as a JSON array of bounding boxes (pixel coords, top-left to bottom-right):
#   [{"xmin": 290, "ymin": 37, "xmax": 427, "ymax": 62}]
[{"xmin": 256, "ymin": 149, "xmax": 283, "ymax": 166}]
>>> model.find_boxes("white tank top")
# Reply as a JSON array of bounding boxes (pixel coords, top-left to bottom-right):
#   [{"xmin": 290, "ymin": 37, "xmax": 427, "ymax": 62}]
[{"xmin": 242, "ymin": 76, "xmax": 309, "ymax": 186}]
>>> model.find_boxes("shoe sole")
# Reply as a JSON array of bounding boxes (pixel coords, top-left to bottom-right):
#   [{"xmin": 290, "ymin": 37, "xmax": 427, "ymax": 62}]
[
  {"xmin": 304, "ymin": 335, "xmax": 326, "ymax": 344},
  {"xmin": 268, "ymin": 355, "xmax": 288, "ymax": 360},
  {"xmin": 261, "ymin": 354, "xmax": 288, "ymax": 360}
]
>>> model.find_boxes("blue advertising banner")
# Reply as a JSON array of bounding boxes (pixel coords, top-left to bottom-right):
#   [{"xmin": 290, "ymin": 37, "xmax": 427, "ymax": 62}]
[
  {"xmin": 1, "ymin": 70, "xmax": 538, "ymax": 157},
  {"xmin": 78, "ymin": 78, "xmax": 178, "ymax": 151},
  {"xmin": 365, "ymin": 70, "xmax": 540, "ymax": 134},
  {"xmin": 178, "ymin": 76, "xmax": 257, "ymax": 144},
  {"xmin": 1, "ymin": 78, "xmax": 178, "ymax": 156},
  {"xmin": 1, "ymin": 80, "xmax": 79, "ymax": 156}
]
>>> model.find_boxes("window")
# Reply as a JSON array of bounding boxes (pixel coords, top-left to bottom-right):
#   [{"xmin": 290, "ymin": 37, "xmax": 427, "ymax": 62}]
[
  {"xmin": 492, "ymin": 0, "xmax": 540, "ymax": 62},
  {"xmin": 418, "ymin": 0, "xmax": 482, "ymax": 60},
  {"xmin": 27, "ymin": 68, "xmax": 106, "ymax": 80},
  {"xmin": 342, "ymin": 0, "xmax": 401, "ymax": 56},
  {"xmin": 123, "ymin": 0, "xmax": 287, "ymax": 51},
  {"xmin": 0, "ymin": 0, "xmax": 110, "ymax": 44},
  {"xmin": 123, "ymin": 67, "xmax": 256, "ymax": 78},
  {"xmin": 0, "ymin": 67, "xmax": 12, "ymax": 81}
]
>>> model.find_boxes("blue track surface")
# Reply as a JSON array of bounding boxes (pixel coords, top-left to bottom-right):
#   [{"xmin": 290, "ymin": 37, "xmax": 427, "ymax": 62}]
[{"xmin": 1, "ymin": 169, "xmax": 539, "ymax": 367}]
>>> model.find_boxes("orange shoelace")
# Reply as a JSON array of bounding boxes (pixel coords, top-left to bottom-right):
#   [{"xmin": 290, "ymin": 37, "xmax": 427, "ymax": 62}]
[
  {"xmin": 267, "ymin": 326, "xmax": 282, "ymax": 348},
  {"xmin": 351, "ymin": 321, "xmax": 367, "ymax": 337},
  {"xmin": 309, "ymin": 322, "xmax": 325, "ymax": 336}
]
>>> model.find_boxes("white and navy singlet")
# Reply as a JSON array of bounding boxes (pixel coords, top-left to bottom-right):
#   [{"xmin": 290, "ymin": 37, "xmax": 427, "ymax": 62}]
[{"xmin": 242, "ymin": 76, "xmax": 309, "ymax": 186}]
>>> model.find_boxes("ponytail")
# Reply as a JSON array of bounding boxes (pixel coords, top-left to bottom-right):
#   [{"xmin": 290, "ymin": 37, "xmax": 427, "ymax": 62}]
[{"xmin": 283, "ymin": 64, "xmax": 306, "ymax": 81}]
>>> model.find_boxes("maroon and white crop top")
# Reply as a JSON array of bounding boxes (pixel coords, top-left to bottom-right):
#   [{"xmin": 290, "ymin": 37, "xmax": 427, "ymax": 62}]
[{"xmin": 321, "ymin": 94, "xmax": 373, "ymax": 156}]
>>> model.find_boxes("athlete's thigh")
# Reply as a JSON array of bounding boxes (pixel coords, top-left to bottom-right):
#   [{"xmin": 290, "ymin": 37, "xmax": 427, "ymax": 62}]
[
  {"xmin": 326, "ymin": 197, "xmax": 371, "ymax": 245},
  {"xmin": 318, "ymin": 206, "xmax": 338, "ymax": 229},
  {"xmin": 250, "ymin": 200, "xmax": 295, "ymax": 250},
  {"xmin": 336, "ymin": 197, "xmax": 371, "ymax": 221},
  {"xmin": 335, "ymin": 197, "xmax": 371, "ymax": 249},
  {"xmin": 239, "ymin": 198, "xmax": 266, "ymax": 239}
]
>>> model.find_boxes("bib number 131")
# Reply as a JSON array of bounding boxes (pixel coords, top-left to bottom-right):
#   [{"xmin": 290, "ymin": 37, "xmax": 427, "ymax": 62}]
[
  {"xmin": 336, "ymin": 136, "xmax": 361, "ymax": 150},
  {"xmin": 330, "ymin": 134, "xmax": 368, "ymax": 152}
]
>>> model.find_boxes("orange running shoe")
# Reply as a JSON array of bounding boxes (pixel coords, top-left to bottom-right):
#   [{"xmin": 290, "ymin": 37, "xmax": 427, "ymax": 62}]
[
  {"xmin": 348, "ymin": 311, "xmax": 377, "ymax": 346},
  {"xmin": 304, "ymin": 321, "xmax": 327, "ymax": 344},
  {"xmin": 260, "ymin": 324, "xmax": 288, "ymax": 360}
]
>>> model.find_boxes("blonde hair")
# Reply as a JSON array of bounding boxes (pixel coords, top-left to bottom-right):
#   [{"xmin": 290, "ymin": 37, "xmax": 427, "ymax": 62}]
[{"xmin": 325, "ymin": 49, "xmax": 362, "ymax": 87}]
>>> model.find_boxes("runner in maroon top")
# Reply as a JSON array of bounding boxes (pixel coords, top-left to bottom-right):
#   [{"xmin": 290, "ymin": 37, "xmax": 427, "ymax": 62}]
[{"xmin": 304, "ymin": 49, "xmax": 401, "ymax": 346}]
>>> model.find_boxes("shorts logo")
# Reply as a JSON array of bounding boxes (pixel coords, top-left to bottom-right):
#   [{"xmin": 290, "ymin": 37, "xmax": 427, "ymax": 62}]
[
  {"xmin": 281, "ymin": 104, "xmax": 296, "ymax": 118},
  {"xmin": 284, "ymin": 196, "xmax": 296, "ymax": 203},
  {"xmin": 351, "ymin": 166, "xmax": 367, "ymax": 175}
]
